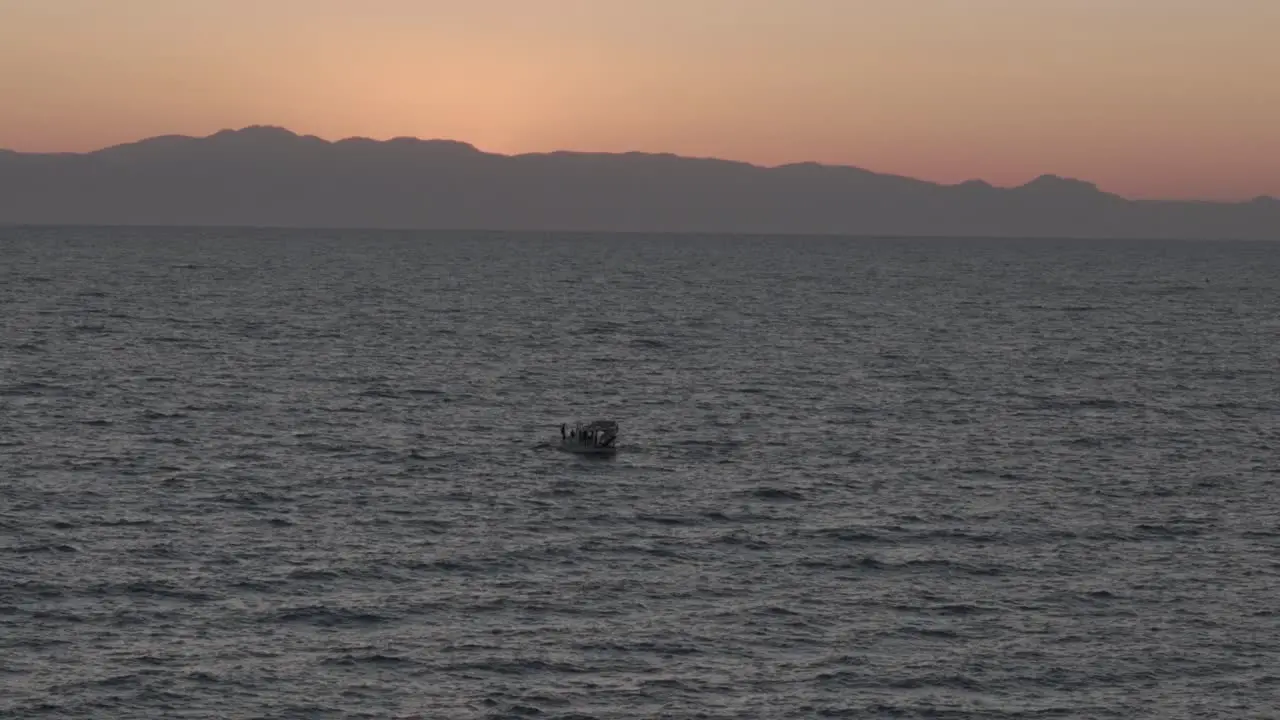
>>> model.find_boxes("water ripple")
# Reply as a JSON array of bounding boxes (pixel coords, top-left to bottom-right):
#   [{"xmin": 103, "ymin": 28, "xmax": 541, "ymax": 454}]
[{"xmin": 1, "ymin": 228, "xmax": 1277, "ymax": 719}]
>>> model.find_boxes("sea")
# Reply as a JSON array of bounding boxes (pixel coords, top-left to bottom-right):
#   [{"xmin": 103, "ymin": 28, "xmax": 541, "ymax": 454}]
[{"xmin": 2, "ymin": 226, "xmax": 1277, "ymax": 719}]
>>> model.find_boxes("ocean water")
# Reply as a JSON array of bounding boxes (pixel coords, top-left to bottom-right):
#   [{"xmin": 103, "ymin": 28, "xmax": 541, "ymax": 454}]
[{"xmin": 2, "ymin": 226, "xmax": 1278, "ymax": 719}]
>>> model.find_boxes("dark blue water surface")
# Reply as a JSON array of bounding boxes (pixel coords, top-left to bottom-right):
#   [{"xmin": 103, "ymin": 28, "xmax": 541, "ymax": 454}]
[{"xmin": 2, "ymin": 227, "xmax": 1278, "ymax": 719}]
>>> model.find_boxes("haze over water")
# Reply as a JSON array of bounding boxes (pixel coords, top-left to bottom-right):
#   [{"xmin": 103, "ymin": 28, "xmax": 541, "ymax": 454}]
[{"xmin": 3, "ymin": 227, "xmax": 1278, "ymax": 718}]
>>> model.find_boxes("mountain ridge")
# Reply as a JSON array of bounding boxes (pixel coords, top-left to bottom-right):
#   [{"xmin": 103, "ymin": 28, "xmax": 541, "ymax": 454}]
[{"xmin": 1, "ymin": 126, "xmax": 1275, "ymax": 239}]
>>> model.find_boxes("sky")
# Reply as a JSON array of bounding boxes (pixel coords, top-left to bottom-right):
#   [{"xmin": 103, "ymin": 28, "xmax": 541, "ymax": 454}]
[{"xmin": 2, "ymin": 0, "xmax": 1278, "ymax": 200}]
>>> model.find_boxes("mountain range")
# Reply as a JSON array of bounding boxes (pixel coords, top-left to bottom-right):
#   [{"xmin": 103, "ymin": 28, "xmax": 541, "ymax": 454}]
[{"xmin": 1, "ymin": 125, "xmax": 1276, "ymax": 239}]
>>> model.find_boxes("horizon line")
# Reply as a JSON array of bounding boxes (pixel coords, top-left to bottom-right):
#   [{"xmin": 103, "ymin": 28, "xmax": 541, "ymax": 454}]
[{"xmin": 5, "ymin": 220, "xmax": 1276, "ymax": 243}]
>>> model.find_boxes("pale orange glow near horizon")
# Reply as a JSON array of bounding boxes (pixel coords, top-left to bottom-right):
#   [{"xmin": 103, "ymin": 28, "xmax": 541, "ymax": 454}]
[{"xmin": 2, "ymin": 0, "xmax": 1278, "ymax": 200}]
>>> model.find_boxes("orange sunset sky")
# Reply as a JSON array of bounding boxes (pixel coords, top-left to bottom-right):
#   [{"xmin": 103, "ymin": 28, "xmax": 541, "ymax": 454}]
[{"xmin": 2, "ymin": 0, "xmax": 1278, "ymax": 200}]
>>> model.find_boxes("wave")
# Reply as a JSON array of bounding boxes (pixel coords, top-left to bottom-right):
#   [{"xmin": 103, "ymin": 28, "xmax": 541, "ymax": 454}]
[{"xmin": 265, "ymin": 606, "xmax": 392, "ymax": 627}]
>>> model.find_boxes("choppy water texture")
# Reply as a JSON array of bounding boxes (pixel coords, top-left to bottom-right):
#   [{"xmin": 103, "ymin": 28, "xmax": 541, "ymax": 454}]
[{"xmin": 2, "ymin": 227, "xmax": 1279, "ymax": 719}]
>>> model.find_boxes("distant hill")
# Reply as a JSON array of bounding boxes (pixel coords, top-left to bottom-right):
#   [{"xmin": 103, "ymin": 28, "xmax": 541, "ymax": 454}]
[{"xmin": 1, "ymin": 125, "xmax": 1277, "ymax": 239}]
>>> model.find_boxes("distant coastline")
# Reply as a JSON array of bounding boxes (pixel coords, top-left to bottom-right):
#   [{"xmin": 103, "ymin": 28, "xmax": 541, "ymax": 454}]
[{"xmin": 2, "ymin": 126, "xmax": 1277, "ymax": 240}]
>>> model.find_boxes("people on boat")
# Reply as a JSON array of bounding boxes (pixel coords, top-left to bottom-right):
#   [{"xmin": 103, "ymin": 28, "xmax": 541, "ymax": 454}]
[{"xmin": 558, "ymin": 421, "xmax": 618, "ymax": 451}]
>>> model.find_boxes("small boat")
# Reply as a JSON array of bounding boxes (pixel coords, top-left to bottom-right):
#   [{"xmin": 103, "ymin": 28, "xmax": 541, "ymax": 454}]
[{"xmin": 558, "ymin": 420, "xmax": 618, "ymax": 455}]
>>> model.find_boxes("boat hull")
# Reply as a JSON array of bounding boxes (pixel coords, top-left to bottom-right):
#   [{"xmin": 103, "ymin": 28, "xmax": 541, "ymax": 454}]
[{"xmin": 557, "ymin": 440, "xmax": 617, "ymax": 455}]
